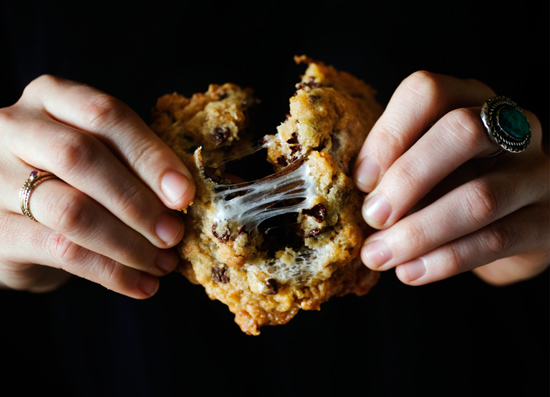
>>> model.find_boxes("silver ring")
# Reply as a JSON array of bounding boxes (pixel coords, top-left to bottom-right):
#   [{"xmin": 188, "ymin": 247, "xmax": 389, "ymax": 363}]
[
  {"xmin": 19, "ymin": 170, "xmax": 58, "ymax": 222},
  {"xmin": 481, "ymin": 96, "xmax": 531, "ymax": 155}
]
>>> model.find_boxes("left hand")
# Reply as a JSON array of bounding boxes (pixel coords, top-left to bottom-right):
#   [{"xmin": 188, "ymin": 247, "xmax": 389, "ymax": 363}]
[{"xmin": 353, "ymin": 71, "xmax": 549, "ymax": 286}]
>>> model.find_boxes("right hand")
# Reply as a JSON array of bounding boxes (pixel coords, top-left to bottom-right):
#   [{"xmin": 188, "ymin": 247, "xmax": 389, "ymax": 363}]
[
  {"xmin": 353, "ymin": 71, "xmax": 549, "ymax": 287},
  {"xmin": 0, "ymin": 75, "xmax": 195, "ymax": 299}
]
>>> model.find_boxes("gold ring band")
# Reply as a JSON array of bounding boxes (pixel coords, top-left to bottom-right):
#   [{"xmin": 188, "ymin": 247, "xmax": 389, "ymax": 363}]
[{"xmin": 19, "ymin": 170, "xmax": 58, "ymax": 222}]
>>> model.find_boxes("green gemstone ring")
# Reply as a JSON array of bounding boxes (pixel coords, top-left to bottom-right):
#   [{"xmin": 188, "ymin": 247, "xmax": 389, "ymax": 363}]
[{"xmin": 481, "ymin": 96, "xmax": 531, "ymax": 155}]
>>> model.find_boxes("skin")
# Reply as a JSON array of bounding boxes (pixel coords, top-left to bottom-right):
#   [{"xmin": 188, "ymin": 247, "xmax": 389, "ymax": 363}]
[
  {"xmin": 0, "ymin": 75, "xmax": 195, "ymax": 299},
  {"xmin": 0, "ymin": 72, "xmax": 547, "ymax": 299},
  {"xmin": 353, "ymin": 71, "xmax": 549, "ymax": 286}
]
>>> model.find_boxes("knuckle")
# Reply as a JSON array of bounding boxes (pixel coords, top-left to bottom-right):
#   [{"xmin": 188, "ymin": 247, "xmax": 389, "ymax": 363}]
[
  {"xmin": 401, "ymin": 220, "xmax": 429, "ymax": 253},
  {"xmin": 30, "ymin": 74, "xmax": 58, "ymax": 88},
  {"xmin": 50, "ymin": 130, "xmax": 98, "ymax": 174},
  {"xmin": 23, "ymin": 74, "xmax": 60, "ymax": 97},
  {"xmin": 47, "ymin": 232, "xmax": 83, "ymax": 269},
  {"xmin": 129, "ymin": 138, "xmax": 162, "ymax": 170},
  {"xmin": 84, "ymin": 93, "xmax": 128, "ymax": 130},
  {"xmin": 95, "ymin": 260, "xmax": 130, "ymax": 291},
  {"xmin": 114, "ymin": 183, "xmax": 149, "ymax": 221},
  {"xmin": 379, "ymin": 119, "xmax": 408, "ymax": 150},
  {"xmin": 98, "ymin": 259, "xmax": 119, "ymax": 285},
  {"xmin": 126, "ymin": 235, "xmax": 152, "ymax": 261},
  {"xmin": 464, "ymin": 180, "xmax": 499, "ymax": 224},
  {"xmin": 50, "ymin": 191, "xmax": 90, "ymax": 237},
  {"xmin": 446, "ymin": 244, "xmax": 465, "ymax": 275},
  {"xmin": 402, "ymin": 70, "xmax": 443, "ymax": 100},
  {"xmin": 484, "ymin": 223, "xmax": 513, "ymax": 257},
  {"xmin": 390, "ymin": 159, "xmax": 422, "ymax": 194},
  {"xmin": 35, "ymin": 74, "xmax": 59, "ymax": 85},
  {"xmin": 445, "ymin": 108, "xmax": 484, "ymax": 151}
]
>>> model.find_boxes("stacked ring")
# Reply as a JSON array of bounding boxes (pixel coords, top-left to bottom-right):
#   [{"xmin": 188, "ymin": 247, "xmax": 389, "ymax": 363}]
[{"xmin": 19, "ymin": 170, "xmax": 58, "ymax": 222}]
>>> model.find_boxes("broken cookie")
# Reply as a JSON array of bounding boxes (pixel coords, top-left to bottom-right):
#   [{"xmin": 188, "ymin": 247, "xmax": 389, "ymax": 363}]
[{"xmin": 151, "ymin": 56, "xmax": 383, "ymax": 335}]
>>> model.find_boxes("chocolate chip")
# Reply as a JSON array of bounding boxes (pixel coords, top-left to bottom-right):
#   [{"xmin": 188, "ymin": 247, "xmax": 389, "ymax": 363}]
[
  {"xmin": 276, "ymin": 156, "xmax": 288, "ymax": 167},
  {"xmin": 287, "ymin": 132, "xmax": 301, "ymax": 157},
  {"xmin": 212, "ymin": 126, "xmax": 230, "ymax": 145},
  {"xmin": 204, "ymin": 167, "xmax": 223, "ymax": 183},
  {"xmin": 306, "ymin": 228, "xmax": 321, "ymax": 238},
  {"xmin": 212, "ymin": 223, "xmax": 230, "ymax": 243},
  {"xmin": 302, "ymin": 204, "xmax": 327, "ymax": 223},
  {"xmin": 212, "ymin": 266, "xmax": 230, "ymax": 283},
  {"xmin": 286, "ymin": 132, "xmax": 299, "ymax": 145},
  {"xmin": 290, "ymin": 144, "xmax": 302, "ymax": 156},
  {"xmin": 265, "ymin": 278, "xmax": 278, "ymax": 294}
]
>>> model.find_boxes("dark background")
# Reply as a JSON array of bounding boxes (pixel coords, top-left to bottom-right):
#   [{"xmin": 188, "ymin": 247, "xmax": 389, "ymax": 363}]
[{"xmin": 1, "ymin": 1, "xmax": 548, "ymax": 396}]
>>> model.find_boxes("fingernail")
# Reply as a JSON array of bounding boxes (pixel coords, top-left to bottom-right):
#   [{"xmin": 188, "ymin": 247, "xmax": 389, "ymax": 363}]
[
  {"xmin": 155, "ymin": 212, "xmax": 183, "ymax": 245},
  {"xmin": 138, "ymin": 273, "xmax": 159, "ymax": 297},
  {"xmin": 398, "ymin": 258, "xmax": 426, "ymax": 282},
  {"xmin": 364, "ymin": 240, "xmax": 392, "ymax": 269},
  {"xmin": 155, "ymin": 249, "xmax": 178, "ymax": 273},
  {"xmin": 363, "ymin": 194, "xmax": 392, "ymax": 226},
  {"xmin": 354, "ymin": 156, "xmax": 380, "ymax": 192},
  {"xmin": 161, "ymin": 171, "xmax": 191, "ymax": 205}
]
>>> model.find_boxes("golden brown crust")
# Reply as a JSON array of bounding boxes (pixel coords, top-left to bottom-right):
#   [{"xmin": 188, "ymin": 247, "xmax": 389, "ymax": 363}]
[
  {"xmin": 151, "ymin": 83, "xmax": 258, "ymax": 162},
  {"xmin": 151, "ymin": 57, "xmax": 382, "ymax": 335}
]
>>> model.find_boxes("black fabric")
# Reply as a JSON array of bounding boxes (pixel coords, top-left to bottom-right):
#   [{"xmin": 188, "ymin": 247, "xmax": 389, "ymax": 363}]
[{"xmin": 1, "ymin": 1, "xmax": 548, "ymax": 396}]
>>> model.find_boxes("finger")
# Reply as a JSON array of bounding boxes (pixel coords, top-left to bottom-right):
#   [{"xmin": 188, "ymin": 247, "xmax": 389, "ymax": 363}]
[
  {"xmin": 6, "ymin": 116, "xmax": 184, "ymax": 249},
  {"xmin": 394, "ymin": 204, "xmax": 549, "ymax": 286},
  {"xmin": 361, "ymin": 107, "xmax": 502, "ymax": 229},
  {"xmin": 19, "ymin": 74, "xmax": 195, "ymax": 210},
  {"xmin": 362, "ymin": 109, "xmax": 545, "ymax": 230},
  {"xmin": 0, "ymin": 213, "xmax": 72, "ymax": 293},
  {"xmin": 361, "ymin": 160, "xmax": 547, "ymax": 272},
  {"xmin": 0, "ymin": 213, "xmax": 160, "ymax": 299},
  {"xmin": 353, "ymin": 71, "xmax": 495, "ymax": 192},
  {"xmin": 3, "ymin": 171, "xmax": 180, "ymax": 276}
]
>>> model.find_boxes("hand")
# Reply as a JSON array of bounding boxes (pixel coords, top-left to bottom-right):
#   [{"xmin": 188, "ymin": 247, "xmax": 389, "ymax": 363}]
[
  {"xmin": 353, "ymin": 71, "xmax": 549, "ymax": 286},
  {"xmin": 0, "ymin": 75, "xmax": 195, "ymax": 298}
]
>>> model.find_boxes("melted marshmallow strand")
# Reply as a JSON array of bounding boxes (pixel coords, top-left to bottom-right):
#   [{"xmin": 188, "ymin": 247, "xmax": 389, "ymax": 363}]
[
  {"xmin": 212, "ymin": 160, "xmax": 316, "ymax": 233},
  {"xmin": 211, "ymin": 157, "xmax": 326, "ymax": 285},
  {"xmin": 248, "ymin": 246, "xmax": 331, "ymax": 285}
]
